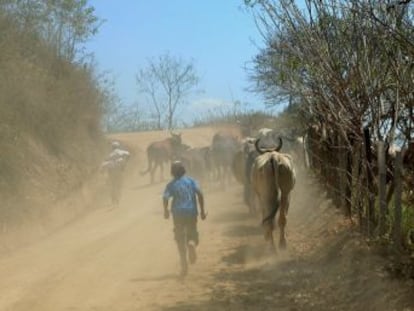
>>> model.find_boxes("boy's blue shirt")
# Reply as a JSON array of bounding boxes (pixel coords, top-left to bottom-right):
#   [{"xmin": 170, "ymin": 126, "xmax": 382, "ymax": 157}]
[{"xmin": 163, "ymin": 176, "xmax": 200, "ymax": 216}]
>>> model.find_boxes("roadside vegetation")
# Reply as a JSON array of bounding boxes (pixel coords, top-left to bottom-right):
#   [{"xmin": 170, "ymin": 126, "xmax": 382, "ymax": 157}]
[
  {"xmin": 0, "ymin": 1, "xmax": 108, "ymax": 226},
  {"xmin": 244, "ymin": 0, "xmax": 414, "ymax": 276}
]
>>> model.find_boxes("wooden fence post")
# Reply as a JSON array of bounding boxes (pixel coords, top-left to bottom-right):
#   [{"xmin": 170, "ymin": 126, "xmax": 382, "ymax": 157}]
[
  {"xmin": 345, "ymin": 143, "xmax": 353, "ymax": 219},
  {"xmin": 363, "ymin": 127, "xmax": 376, "ymax": 235},
  {"xmin": 378, "ymin": 141, "xmax": 387, "ymax": 236},
  {"xmin": 351, "ymin": 144, "xmax": 363, "ymax": 228},
  {"xmin": 336, "ymin": 135, "xmax": 352, "ymax": 218},
  {"xmin": 393, "ymin": 151, "xmax": 403, "ymax": 252},
  {"xmin": 338, "ymin": 135, "xmax": 347, "ymax": 214}
]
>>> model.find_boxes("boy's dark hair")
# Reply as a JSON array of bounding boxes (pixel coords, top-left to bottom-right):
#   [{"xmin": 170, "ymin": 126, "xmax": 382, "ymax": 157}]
[{"xmin": 171, "ymin": 161, "xmax": 186, "ymax": 178}]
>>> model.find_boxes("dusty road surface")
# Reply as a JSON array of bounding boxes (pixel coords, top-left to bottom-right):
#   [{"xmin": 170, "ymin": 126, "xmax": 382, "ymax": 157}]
[{"xmin": 0, "ymin": 128, "xmax": 413, "ymax": 311}]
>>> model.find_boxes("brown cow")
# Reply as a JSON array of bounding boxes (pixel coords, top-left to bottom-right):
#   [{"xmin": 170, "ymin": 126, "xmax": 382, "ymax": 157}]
[
  {"xmin": 179, "ymin": 146, "xmax": 212, "ymax": 183},
  {"xmin": 250, "ymin": 138, "xmax": 296, "ymax": 251},
  {"xmin": 140, "ymin": 132, "xmax": 183, "ymax": 183},
  {"xmin": 232, "ymin": 137, "xmax": 258, "ymax": 213},
  {"xmin": 210, "ymin": 131, "xmax": 240, "ymax": 187},
  {"xmin": 232, "ymin": 137, "xmax": 255, "ymax": 184},
  {"xmin": 402, "ymin": 141, "xmax": 414, "ymax": 210},
  {"xmin": 382, "ymin": 141, "xmax": 414, "ymax": 205}
]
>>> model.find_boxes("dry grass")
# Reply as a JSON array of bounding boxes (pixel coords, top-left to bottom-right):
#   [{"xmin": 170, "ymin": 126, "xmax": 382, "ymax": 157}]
[{"xmin": 0, "ymin": 14, "xmax": 106, "ymax": 226}]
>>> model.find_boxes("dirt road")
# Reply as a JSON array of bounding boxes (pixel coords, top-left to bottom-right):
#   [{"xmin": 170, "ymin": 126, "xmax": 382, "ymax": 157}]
[{"xmin": 0, "ymin": 128, "xmax": 413, "ymax": 311}]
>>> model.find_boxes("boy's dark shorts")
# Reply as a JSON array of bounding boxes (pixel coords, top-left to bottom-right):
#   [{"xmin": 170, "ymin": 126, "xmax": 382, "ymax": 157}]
[{"xmin": 173, "ymin": 215, "xmax": 199, "ymax": 246}]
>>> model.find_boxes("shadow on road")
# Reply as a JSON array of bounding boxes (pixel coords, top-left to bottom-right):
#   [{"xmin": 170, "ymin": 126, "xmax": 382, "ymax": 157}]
[
  {"xmin": 222, "ymin": 244, "xmax": 267, "ymax": 265},
  {"xmin": 130, "ymin": 273, "xmax": 178, "ymax": 282},
  {"xmin": 158, "ymin": 174, "xmax": 413, "ymax": 311},
  {"xmin": 159, "ymin": 231, "xmax": 414, "ymax": 311},
  {"xmin": 223, "ymin": 224, "xmax": 263, "ymax": 238},
  {"xmin": 211, "ymin": 210, "xmax": 253, "ymax": 224}
]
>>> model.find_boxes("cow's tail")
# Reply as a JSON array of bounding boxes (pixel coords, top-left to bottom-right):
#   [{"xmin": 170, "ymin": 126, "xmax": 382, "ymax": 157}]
[
  {"xmin": 262, "ymin": 154, "xmax": 279, "ymax": 225},
  {"xmin": 140, "ymin": 151, "xmax": 152, "ymax": 175}
]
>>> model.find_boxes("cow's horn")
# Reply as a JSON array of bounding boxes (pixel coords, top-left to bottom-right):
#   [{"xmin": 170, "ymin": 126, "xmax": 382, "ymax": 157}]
[
  {"xmin": 255, "ymin": 137, "xmax": 283, "ymax": 154},
  {"xmin": 275, "ymin": 137, "xmax": 283, "ymax": 152},
  {"xmin": 254, "ymin": 138, "xmax": 266, "ymax": 154}
]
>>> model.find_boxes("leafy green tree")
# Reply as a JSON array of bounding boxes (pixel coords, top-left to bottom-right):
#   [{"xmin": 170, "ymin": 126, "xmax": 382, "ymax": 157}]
[{"xmin": 0, "ymin": 0, "xmax": 102, "ymax": 61}]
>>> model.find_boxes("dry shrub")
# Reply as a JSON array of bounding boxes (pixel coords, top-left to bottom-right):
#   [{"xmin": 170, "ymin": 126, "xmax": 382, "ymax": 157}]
[{"xmin": 0, "ymin": 13, "xmax": 106, "ymax": 225}]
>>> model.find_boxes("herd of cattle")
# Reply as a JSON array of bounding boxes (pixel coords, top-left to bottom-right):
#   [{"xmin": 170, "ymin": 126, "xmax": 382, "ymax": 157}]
[
  {"xmin": 129, "ymin": 125, "xmax": 414, "ymax": 250},
  {"xmin": 140, "ymin": 128, "xmax": 304, "ymax": 249}
]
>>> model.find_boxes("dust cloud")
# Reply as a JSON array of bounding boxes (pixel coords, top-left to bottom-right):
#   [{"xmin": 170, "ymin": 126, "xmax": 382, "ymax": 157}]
[{"xmin": 0, "ymin": 128, "xmax": 412, "ymax": 311}]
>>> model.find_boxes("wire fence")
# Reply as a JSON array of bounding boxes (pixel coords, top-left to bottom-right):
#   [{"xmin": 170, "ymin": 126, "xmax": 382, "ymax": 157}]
[{"xmin": 304, "ymin": 125, "xmax": 414, "ymax": 254}]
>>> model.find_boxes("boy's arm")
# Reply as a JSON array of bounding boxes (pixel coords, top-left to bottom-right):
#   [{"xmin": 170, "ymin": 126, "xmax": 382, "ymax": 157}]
[
  {"xmin": 163, "ymin": 185, "xmax": 171, "ymax": 219},
  {"xmin": 163, "ymin": 197, "xmax": 170, "ymax": 219},
  {"xmin": 195, "ymin": 188, "xmax": 206, "ymax": 220}
]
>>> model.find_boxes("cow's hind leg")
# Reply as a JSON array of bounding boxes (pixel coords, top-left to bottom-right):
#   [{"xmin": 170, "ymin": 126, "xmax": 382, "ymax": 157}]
[
  {"xmin": 149, "ymin": 161, "xmax": 155, "ymax": 184},
  {"xmin": 262, "ymin": 200, "xmax": 276, "ymax": 252},
  {"xmin": 160, "ymin": 162, "xmax": 164, "ymax": 181},
  {"xmin": 244, "ymin": 183, "xmax": 254, "ymax": 214},
  {"xmin": 265, "ymin": 225, "xmax": 275, "ymax": 249},
  {"xmin": 152, "ymin": 161, "xmax": 162, "ymax": 183},
  {"xmin": 278, "ymin": 192, "xmax": 290, "ymax": 249}
]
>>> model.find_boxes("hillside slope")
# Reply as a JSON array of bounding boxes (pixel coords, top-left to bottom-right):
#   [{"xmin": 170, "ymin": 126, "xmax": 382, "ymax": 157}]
[{"xmin": 0, "ymin": 12, "xmax": 107, "ymax": 245}]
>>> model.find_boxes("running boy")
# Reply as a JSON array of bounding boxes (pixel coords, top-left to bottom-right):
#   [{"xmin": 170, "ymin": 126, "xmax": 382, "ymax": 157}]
[{"xmin": 163, "ymin": 161, "xmax": 206, "ymax": 277}]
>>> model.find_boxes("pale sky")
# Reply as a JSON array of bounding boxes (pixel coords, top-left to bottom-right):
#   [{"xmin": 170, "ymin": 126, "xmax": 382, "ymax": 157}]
[{"xmin": 85, "ymin": 1, "xmax": 270, "ymax": 122}]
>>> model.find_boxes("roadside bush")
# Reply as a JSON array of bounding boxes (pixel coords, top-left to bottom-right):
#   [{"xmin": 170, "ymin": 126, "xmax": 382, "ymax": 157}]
[{"xmin": 0, "ymin": 12, "xmax": 105, "ymax": 223}]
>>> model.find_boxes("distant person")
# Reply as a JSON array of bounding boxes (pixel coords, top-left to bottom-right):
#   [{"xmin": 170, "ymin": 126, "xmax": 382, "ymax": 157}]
[
  {"xmin": 101, "ymin": 141, "xmax": 130, "ymax": 206},
  {"xmin": 162, "ymin": 161, "xmax": 206, "ymax": 278}
]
